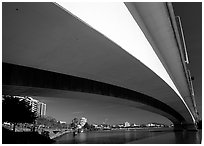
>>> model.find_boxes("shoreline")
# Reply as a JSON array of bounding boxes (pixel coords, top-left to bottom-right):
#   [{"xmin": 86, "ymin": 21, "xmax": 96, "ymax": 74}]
[
  {"xmin": 51, "ymin": 127, "xmax": 174, "ymax": 140},
  {"xmin": 50, "ymin": 130, "xmax": 71, "ymax": 139}
]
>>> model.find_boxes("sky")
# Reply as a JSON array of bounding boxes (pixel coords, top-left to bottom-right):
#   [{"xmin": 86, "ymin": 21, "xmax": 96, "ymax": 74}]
[
  {"xmin": 32, "ymin": 2, "xmax": 202, "ymax": 125},
  {"xmin": 34, "ymin": 92, "xmax": 172, "ymax": 125}
]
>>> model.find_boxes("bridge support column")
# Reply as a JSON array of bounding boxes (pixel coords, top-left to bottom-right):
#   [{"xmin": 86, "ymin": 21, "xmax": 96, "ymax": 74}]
[
  {"xmin": 183, "ymin": 123, "xmax": 198, "ymax": 131},
  {"xmin": 174, "ymin": 123, "xmax": 197, "ymax": 131}
]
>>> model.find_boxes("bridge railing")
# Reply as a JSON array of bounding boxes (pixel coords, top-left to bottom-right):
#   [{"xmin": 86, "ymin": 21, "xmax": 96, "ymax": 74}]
[
  {"xmin": 167, "ymin": 3, "xmax": 198, "ymax": 121},
  {"xmin": 176, "ymin": 16, "xmax": 198, "ymax": 120},
  {"xmin": 173, "ymin": 9, "xmax": 199, "ymax": 121}
]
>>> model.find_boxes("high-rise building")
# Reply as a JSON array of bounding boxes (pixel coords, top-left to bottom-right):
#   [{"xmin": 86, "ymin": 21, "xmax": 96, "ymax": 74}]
[
  {"xmin": 37, "ymin": 102, "xmax": 46, "ymax": 116},
  {"xmin": 14, "ymin": 96, "xmax": 46, "ymax": 117}
]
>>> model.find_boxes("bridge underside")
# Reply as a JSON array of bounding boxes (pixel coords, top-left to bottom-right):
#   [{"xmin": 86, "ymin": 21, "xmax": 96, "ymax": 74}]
[
  {"xmin": 3, "ymin": 63, "xmax": 196, "ymax": 130},
  {"xmin": 2, "ymin": 2, "xmax": 196, "ymax": 130}
]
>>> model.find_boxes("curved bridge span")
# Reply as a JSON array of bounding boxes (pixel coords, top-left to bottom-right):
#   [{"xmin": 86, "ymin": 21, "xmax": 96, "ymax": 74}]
[{"xmin": 2, "ymin": 2, "xmax": 198, "ymax": 130}]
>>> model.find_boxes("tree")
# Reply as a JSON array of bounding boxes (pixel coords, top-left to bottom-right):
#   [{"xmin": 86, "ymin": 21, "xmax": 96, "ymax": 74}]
[
  {"xmin": 70, "ymin": 118, "xmax": 79, "ymax": 130},
  {"xmin": 36, "ymin": 116, "xmax": 67, "ymax": 129},
  {"xmin": 83, "ymin": 122, "xmax": 91, "ymax": 130},
  {"xmin": 36, "ymin": 116, "xmax": 50, "ymax": 127},
  {"xmin": 83, "ymin": 123, "xmax": 96, "ymax": 131},
  {"xmin": 2, "ymin": 95, "xmax": 37, "ymax": 131}
]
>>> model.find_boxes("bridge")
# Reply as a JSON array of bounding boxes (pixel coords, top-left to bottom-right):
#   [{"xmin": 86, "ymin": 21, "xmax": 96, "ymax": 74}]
[{"xmin": 2, "ymin": 2, "xmax": 199, "ymax": 130}]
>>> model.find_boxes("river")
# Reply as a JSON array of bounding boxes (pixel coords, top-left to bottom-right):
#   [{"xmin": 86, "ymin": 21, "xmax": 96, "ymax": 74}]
[{"xmin": 53, "ymin": 129, "xmax": 202, "ymax": 144}]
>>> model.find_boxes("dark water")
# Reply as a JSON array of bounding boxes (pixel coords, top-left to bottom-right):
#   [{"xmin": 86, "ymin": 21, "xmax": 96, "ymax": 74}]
[{"xmin": 54, "ymin": 129, "xmax": 202, "ymax": 144}]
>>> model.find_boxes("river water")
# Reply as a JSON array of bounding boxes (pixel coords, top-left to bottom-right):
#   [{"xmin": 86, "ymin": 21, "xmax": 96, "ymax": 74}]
[{"xmin": 54, "ymin": 129, "xmax": 202, "ymax": 144}]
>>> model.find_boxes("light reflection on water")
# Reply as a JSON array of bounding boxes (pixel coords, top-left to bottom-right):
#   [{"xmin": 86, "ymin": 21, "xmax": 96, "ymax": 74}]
[{"xmin": 54, "ymin": 130, "xmax": 202, "ymax": 144}]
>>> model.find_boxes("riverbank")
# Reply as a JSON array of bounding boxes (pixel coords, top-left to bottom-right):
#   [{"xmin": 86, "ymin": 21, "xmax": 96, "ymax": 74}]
[
  {"xmin": 51, "ymin": 127, "xmax": 174, "ymax": 140},
  {"xmin": 109, "ymin": 127, "xmax": 174, "ymax": 132},
  {"xmin": 2, "ymin": 127, "xmax": 54, "ymax": 144},
  {"xmin": 50, "ymin": 130, "xmax": 71, "ymax": 139}
]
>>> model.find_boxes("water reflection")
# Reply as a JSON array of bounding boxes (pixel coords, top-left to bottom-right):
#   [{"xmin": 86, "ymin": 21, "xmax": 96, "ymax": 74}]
[
  {"xmin": 54, "ymin": 130, "xmax": 202, "ymax": 144},
  {"xmin": 78, "ymin": 133, "xmax": 86, "ymax": 142},
  {"xmin": 174, "ymin": 130, "xmax": 202, "ymax": 144}
]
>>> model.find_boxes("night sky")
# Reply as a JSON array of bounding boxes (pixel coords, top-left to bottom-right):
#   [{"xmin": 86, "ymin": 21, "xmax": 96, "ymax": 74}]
[{"xmin": 29, "ymin": 2, "xmax": 201, "ymax": 125}]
